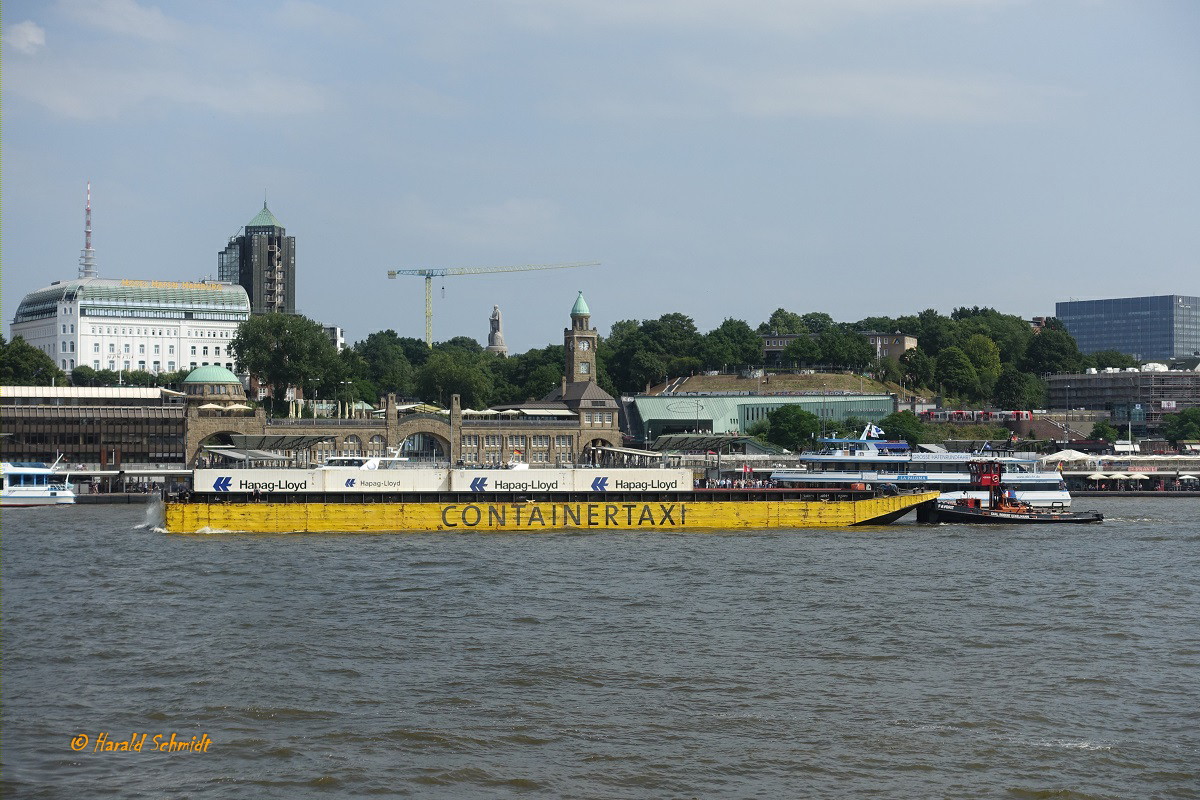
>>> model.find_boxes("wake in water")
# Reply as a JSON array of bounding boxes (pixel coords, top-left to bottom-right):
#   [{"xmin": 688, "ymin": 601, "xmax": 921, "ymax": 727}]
[{"xmin": 137, "ymin": 498, "xmax": 167, "ymax": 532}]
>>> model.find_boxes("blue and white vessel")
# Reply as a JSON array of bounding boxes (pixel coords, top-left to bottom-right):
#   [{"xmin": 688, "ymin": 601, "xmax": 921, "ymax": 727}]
[
  {"xmin": 1, "ymin": 458, "xmax": 77, "ymax": 507},
  {"xmin": 771, "ymin": 429, "xmax": 1071, "ymax": 508}
]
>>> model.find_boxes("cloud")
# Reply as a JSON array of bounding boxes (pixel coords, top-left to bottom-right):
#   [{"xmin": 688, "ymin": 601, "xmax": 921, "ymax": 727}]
[
  {"xmin": 511, "ymin": 0, "xmax": 1014, "ymax": 34},
  {"xmin": 274, "ymin": 0, "xmax": 361, "ymax": 35},
  {"xmin": 7, "ymin": 1, "xmax": 329, "ymax": 120},
  {"xmin": 397, "ymin": 195, "xmax": 564, "ymax": 250},
  {"xmin": 8, "ymin": 61, "xmax": 327, "ymax": 120},
  {"xmin": 688, "ymin": 66, "xmax": 1053, "ymax": 123},
  {"xmin": 553, "ymin": 61, "xmax": 1059, "ymax": 125},
  {"xmin": 4, "ymin": 20, "xmax": 47, "ymax": 54},
  {"xmin": 59, "ymin": 0, "xmax": 185, "ymax": 41}
]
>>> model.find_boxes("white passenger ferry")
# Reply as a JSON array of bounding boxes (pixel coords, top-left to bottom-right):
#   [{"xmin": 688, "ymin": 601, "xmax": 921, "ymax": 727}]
[
  {"xmin": 1, "ymin": 459, "xmax": 77, "ymax": 507},
  {"xmin": 771, "ymin": 431, "xmax": 1071, "ymax": 508}
]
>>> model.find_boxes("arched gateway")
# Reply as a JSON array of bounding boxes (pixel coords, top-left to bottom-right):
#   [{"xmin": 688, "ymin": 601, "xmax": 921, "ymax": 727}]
[{"xmin": 182, "ymin": 294, "xmax": 623, "ymax": 467}]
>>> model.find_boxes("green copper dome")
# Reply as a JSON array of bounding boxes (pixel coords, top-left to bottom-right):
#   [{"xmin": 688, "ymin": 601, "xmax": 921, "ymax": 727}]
[
  {"xmin": 246, "ymin": 202, "xmax": 283, "ymax": 229},
  {"xmin": 571, "ymin": 291, "xmax": 590, "ymax": 316},
  {"xmin": 183, "ymin": 365, "xmax": 241, "ymax": 384}
]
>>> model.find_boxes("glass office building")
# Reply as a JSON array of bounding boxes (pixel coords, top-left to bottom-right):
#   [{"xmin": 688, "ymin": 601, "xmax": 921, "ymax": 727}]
[{"xmin": 1056, "ymin": 295, "xmax": 1200, "ymax": 361}]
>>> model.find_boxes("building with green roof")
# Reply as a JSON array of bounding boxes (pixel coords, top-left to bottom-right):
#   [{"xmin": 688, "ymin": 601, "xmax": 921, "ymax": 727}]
[{"xmin": 217, "ymin": 202, "xmax": 296, "ymax": 315}]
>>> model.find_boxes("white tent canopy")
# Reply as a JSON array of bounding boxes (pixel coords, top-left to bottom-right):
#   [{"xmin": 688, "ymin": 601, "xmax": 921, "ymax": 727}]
[{"xmin": 1039, "ymin": 449, "xmax": 1094, "ymax": 463}]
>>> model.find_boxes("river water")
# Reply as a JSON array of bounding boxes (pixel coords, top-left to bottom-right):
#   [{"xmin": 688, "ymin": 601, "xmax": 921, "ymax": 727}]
[{"xmin": 2, "ymin": 498, "xmax": 1197, "ymax": 799}]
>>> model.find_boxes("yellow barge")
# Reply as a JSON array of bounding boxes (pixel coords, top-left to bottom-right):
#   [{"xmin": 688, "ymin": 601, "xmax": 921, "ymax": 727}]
[{"xmin": 163, "ymin": 461, "xmax": 937, "ymax": 534}]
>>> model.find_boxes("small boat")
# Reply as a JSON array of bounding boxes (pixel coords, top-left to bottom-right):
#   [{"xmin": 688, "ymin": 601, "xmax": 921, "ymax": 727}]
[
  {"xmin": 925, "ymin": 461, "xmax": 1101, "ymax": 524},
  {"xmin": 1, "ymin": 458, "xmax": 77, "ymax": 507}
]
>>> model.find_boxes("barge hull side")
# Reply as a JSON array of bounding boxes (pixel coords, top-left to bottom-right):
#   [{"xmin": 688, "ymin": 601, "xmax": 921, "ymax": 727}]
[{"xmin": 164, "ymin": 493, "xmax": 938, "ymax": 533}]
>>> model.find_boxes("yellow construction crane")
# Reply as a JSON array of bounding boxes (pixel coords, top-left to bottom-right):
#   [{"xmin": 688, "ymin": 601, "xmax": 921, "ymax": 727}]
[{"xmin": 387, "ymin": 262, "xmax": 600, "ymax": 347}]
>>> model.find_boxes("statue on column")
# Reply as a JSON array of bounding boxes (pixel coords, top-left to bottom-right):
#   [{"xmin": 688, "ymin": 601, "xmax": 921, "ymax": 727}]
[{"xmin": 486, "ymin": 304, "xmax": 508, "ymax": 357}]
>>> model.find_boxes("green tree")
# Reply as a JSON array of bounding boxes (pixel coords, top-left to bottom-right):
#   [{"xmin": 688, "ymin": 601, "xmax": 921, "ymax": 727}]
[
  {"xmin": 757, "ymin": 308, "xmax": 806, "ymax": 335},
  {"xmin": 230, "ymin": 313, "xmax": 340, "ymax": 412},
  {"xmin": 1022, "ymin": 328, "xmax": 1084, "ymax": 375},
  {"xmin": 353, "ymin": 330, "xmax": 415, "ymax": 396},
  {"xmin": 800, "ymin": 312, "xmax": 835, "ymax": 335},
  {"xmin": 1161, "ymin": 407, "xmax": 1200, "ymax": 445},
  {"xmin": 877, "ymin": 411, "xmax": 924, "ymax": 446},
  {"xmin": 1088, "ymin": 350, "xmax": 1138, "ymax": 370},
  {"xmin": 69, "ymin": 364, "xmax": 99, "ymax": 386},
  {"xmin": 962, "ymin": 334, "xmax": 1002, "ymax": 400},
  {"xmin": 900, "ymin": 348, "xmax": 935, "ymax": 390},
  {"xmin": 854, "ymin": 316, "xmax": 898, "ymax": 332},
  {"xmin": 415, "ymin": 349, "xmax": 493, "ymax": 408},
  {"xmin": 935, "ymin": 346, "xmax": 979, "ymax": 398},
  {"xmin": 913, "ymin": 309, "xmax": 961, "ymax": 356},
  {"xmin": 953, "ymin": 307, "xmax": 1034, "ymax": 365},
  {"xmin": 782, "ymin": 335, "xmax": 821, "ymax": 365},
  {"xmin": 1089, "ymin": 420, "xmax": 1120, "ymax": 441},
  {"xmin": 873, "ymin": 357, "xmax": 902, "ymax": 385},
  {"xmin": 438, "ymin": 336, "xmax": 484, "ymax": 355},
  {"xmin": 643, "ymin": 313, "xmax": 703, "ymax": 360},
  {"xmin": 817, "ymin": 328, "xmax": 873, "ymax": 370},
  {"xmin": 701, "ymin": 318, "xmax": 763, "ymax": 368},
  {"xmin": 764, "ymin": 405, "xmax": 821, "ymax": 451},
  {"xmin": 492, "ymin": 344, "xmax": 565, "ymax": 403},
  {"xmin": 992, "ymin": 365, "xmax": 1045, "ymax": 410},
  {"xmin": 0, "ymin": 336, "xmax": 66, "ymax": 385}
]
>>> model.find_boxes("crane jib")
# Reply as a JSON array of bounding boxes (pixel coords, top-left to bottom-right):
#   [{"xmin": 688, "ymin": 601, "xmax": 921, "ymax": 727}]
[{"xmin": 386, "ymin": 262, "xmax": 601, "ymax": 347}]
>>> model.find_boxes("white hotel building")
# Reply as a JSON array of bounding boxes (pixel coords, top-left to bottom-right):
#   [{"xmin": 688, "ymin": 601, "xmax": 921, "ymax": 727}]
[{"xmin": 10, "ymin": 277, "xmax": 251, "ymax": 376}]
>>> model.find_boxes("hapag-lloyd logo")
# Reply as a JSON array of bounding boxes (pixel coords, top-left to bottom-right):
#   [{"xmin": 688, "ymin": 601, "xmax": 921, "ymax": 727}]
[
  {"xmin": 491, "ymin": 478, "xmax": 560, "ymax": 491},
  {"xmin": 613, "ymin": 479, "xmax": 679, "ymax": 491},
  {"xmin": 239, "ymin": 479, "xmax": 308, "ymax": 491}
]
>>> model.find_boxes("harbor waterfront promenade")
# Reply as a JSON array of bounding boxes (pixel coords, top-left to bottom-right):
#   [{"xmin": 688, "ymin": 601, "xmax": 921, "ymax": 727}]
[{"xmin": 3, "ymin": 498, "xmax": 1197, "ymax": 798}]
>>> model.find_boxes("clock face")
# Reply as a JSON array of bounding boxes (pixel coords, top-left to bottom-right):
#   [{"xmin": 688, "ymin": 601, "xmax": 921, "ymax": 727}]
[{"xmin": 578, "ymin": 339, "xmax": 591, "ymax": 351}]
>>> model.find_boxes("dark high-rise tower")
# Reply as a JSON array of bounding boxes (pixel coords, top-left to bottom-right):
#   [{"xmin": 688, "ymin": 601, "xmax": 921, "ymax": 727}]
[{"xmin": 218, "ymin": 202, "xmax": 296, "ymax": 315}]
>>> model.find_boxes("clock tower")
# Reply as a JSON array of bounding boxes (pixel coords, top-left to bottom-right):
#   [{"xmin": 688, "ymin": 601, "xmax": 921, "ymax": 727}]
[{"xmin": 564, "ymin": 291, "xmax": 597, "ymax": 382}]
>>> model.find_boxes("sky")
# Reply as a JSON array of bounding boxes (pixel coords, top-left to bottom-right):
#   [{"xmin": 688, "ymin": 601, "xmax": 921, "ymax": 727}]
[{"xmin": 3, "ymin": 0, "xmax": 1199, "ymax": 354}]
